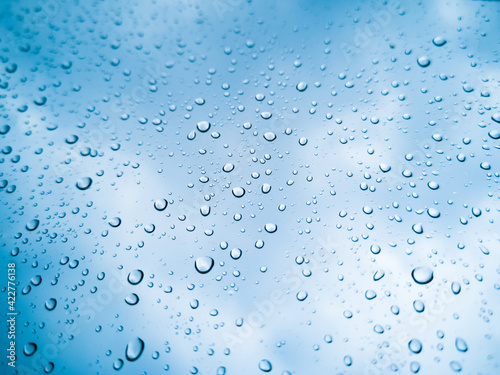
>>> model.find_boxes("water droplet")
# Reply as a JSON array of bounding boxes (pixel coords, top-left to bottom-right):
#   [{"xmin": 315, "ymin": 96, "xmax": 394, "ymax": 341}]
[
  {"xmin": 373, "ymin": 269, "xmax": 385, "ymax": 281},
  {"xmin": 363, "ymin": 206, "xmax": 373, "ymax": 214},
  {"xmin": 432, "ymin": 36, "xmax": 447, "ymax": 46},
  {"xmin": 413, "ymin": 299, "xmax": 425, "ymax": 313},
  {"xmin": 298, "ymin": 137, "xmax": 308, "ymax": 146},
  {"xmin": 76, "ymin": 177, "xmax": 92, "ymax": 190},
  {"xmin": 223, "ymin": 163, "xmax": 234, "ymax": 172},
  {"xmin": 196, "ymin": 121, "xmax": 211, "ymax": 132},
  {"xmin": 379, "ymin": 163, "xmax": 391, "ymax": 172},
  {"xmin": 232, "ymin": 187, "xmax": 245, "ymax": 198},
  {"xmin": 455, "ymin": 337, "xmax": 468, "ymax": 352},
  {"xmin": 451, "ymin": 281, "xmax": 461, "ymax": 295},
  {"xmin": 200, "ymin": 205, "xmax": 211, "ymax": 216},
  {"xmin": 113, "ymin": 359, "xmax": 124, "ymax": 370},
  {"xmin": 370, "ymin": 245, "xmax": 381, "ymax": 254},
  {"xmin": 264, "ymin": 223, "xmax": 277, "ymax": 233},
  {"xmin": 412, "ymin": 223, "xmax": 423, "ymax": 234},
  {"xmin": 410, "ymin": 361, "xmax": 421, "ymax": 373},
  {"xmin": 109, "ymin": 217, "xmax": 122, "ymax": 228},
  {"xmin": 296, "ymin": 81, "xmax": 308, "ymax": 92},
  {"xmin": 127, "ymin": 269, "xmax": 144, "ymax": 285},
  {"xmin": 263, "ymin": 132, "xmax": 276, "ymax": 141},
  {"xmin": 411, "ymin": 267, "xmax": 433, "ymax": 285},
  {"xmin": 45, "ymin": 298, "xmax": 57, "ymax": 311},
  {"xmin": 195, "ymin": 256, "xmax": 214, "ymax": 274},
  {"xmin": 480, "ymin": 162, "xmax": 491, "ymax": 170},
  {"xmin": 230, "ymin": 248, "xmax": 242, "ymax": 260},
  {"xmin": 449, "ymin": 360, "xmax": 462, "ymax": 372},
  {"xmin": 427, "ymin": 181, "xmax": 439, "ymax": 190},
  {"xmin": 26, "ymin": 219, "xmax": 40, "ymax": 231},
  {"xmin": 365, "ymin": 290, "xmax": 377, "ymax": 300},
  {"xmin": 408, "ymin": 339, "xmax": 422, "ymax": 354},
  {"xmin": 427, "ymin": 208, "xmax": 440, "ymax": 218},
  {"xmin": 125, "ymin": 337, "xmax": 144, "ymax": 361},
  {"xmin": 260, "ymin": 112, "xmax": 272, "ymax": 120},
  {"xmin": 258, "ymin": 359, "xmax": 272, "ymax": 372},
  {"xmin": 23, "ymin": 342, "xmax": 37, "ymax": 356},
  {"xmin": 154, "ymin": 199, "xmax": 168, "ymax": 211},
  {"xmin": 296, "ymin": 290, "xmax": 308, "ymax": 301},
  {"xmin": 125, "ymin": 293, "xmax": 139, "ymax": 306},
  {"xmin": 417, "ymin": 56, "xmax": 431, "ymax": 67}
]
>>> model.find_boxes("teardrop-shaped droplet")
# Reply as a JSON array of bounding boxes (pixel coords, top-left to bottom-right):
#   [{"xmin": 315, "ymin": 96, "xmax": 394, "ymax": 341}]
[
  {"xmin": 451, "ymin": 281, "xmax": 461, "ymax": 295},
  {"xmin": 23, "ymin": 342, "xmax": 37, "ymax": 356},
  {"xmin": 455, "ymin": 337, "xmax": 468, "ymax": 352},
  {"xmin": 125, "ymin": 337, "xmax": 144, "ymax": 361},
  {"xmin": 45, "ymin": 298, "xmax": 57, "ymax": 311},
  {"xmin": 26, "ymin": 219, "xmax": 40, "ymax": 231}
]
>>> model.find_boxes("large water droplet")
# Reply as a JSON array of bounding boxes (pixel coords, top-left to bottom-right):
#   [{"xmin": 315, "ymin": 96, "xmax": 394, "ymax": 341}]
[
  {"xmin": 232, "ymin": 187, "xmax": 245, "ymax": 198},
  {"xmin": 196, "ymin": 121, "xmax": 211, "ymax": 132},
  {"xmin": 45, "ymin": 298, "xmax": 57, "ymax": 311},
  {"xmin": 296, "ymin": 81, "xmax": 308, "ymax": 92},
  {"xmin": 195, "ymin": 256, "xmax": 214, "ymax": 274},
  {"xmin": 26, "ymin": 219, "xmax": 40, "ymax": 231},
  {"xmin": 258, "ymin": 359, "xmax": 272, "ymax": 372},
  {"xmin": 264, "ymin": 223, "xmax": 277, "ymax": 233},
  {"xmin": 127, "ymin": 269, "xmax": 144, "ymax": 285},
  {"xmin": 125, "ymin": 293, "xmax": 139, "ymax": 306},
  {"xmin": 408, "ymin": 339, "xmax": 423, "ymax": 354},
  {"xmin": 263, "ymin": 132, "xmax": 276, "ymax": 141},
  {"xmin": 432, "ymin": 36, "xmax": 446, "ymax": 46},
  {"xmin": 417, "ymin": 56, "xmax": 431, "ymax": 67},
  {"xmin": 411, "ymin": 267, "xmax": 433, "ymax": 285},
  {"xmin": 125, "ymin": 337, "xmax": 144, "ymax": 361},
  {"xmin": 455, "ymin": 337, "xmax": 468, "ymax": 352},
  {"xmin": 76, "ymin": 177, "xmax": 92, "ymax": 190},
  {"xmin": 23, "ymin": 342, "xmax": 37, "ymax": 356},
  {"xmin": 154, "ymin": 199, "xmax": 168, "ymax": 211}
]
